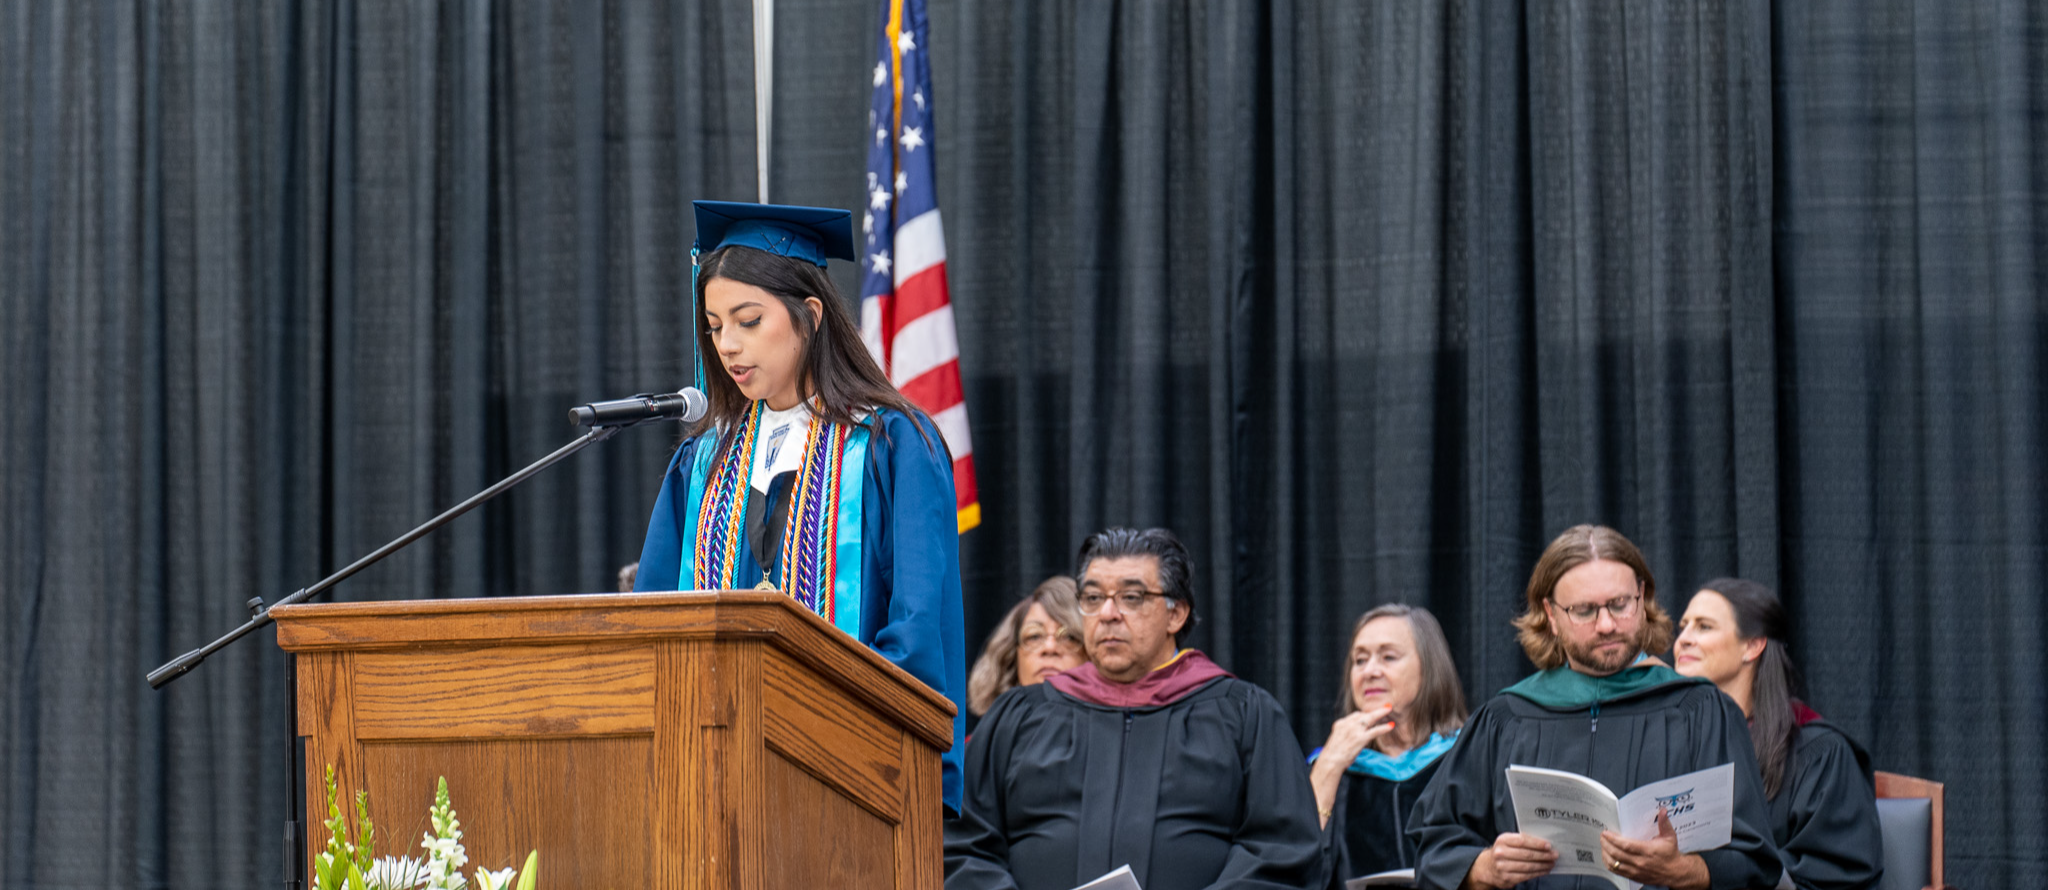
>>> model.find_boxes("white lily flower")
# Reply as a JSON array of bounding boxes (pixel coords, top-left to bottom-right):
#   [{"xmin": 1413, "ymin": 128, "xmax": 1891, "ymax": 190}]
[{"xmin": 364, "ymin": 855, "xmax": 431, "ymax": 890}]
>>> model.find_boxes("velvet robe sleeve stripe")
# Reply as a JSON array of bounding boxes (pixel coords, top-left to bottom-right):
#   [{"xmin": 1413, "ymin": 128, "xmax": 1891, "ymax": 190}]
[
  {"xmin": 1323, "ymin": 760, "xmax": 1442, "ymax": 887},
  {"xmin": 1769, "ymin": 722, "xmax": 1884, "ymax": 890}
]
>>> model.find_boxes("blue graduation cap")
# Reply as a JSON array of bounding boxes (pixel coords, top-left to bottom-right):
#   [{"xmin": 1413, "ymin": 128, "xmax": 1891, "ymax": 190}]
[
  {"xmin": 691, "ymin": 200, "xmax": 856, "ymax": 268},
  {"xmin": 686, "ymin": 201, "xmax": 857, "ymax": 393}
]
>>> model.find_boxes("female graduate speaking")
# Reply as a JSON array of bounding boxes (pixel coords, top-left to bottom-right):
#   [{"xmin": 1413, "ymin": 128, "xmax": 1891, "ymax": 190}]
[{"xmin": 633, "ymin": 201, "xmax": 969, "ymax": 812}]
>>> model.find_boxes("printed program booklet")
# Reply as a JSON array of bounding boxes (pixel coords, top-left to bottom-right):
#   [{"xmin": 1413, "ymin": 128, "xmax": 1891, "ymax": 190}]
[
  {"xmin": 1344, "ymin": 868, "xmax": 1416, "ymax": 888},
  {"xmin": 1071, "ymin": 864, "xmax": 1141, "ymax": 890},
  {"xmin": 1504, "ymin": 762, "xmax": 1735, "ymax": 890}
]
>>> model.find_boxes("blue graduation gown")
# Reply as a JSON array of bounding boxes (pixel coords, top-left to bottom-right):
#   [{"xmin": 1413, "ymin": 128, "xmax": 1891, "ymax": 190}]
[{"xmin": 633, "ymin": 408, "xmax": 968, "ymax": 813}]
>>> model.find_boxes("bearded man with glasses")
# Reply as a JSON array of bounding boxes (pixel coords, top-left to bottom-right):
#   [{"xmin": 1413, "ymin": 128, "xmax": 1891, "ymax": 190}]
[
  {"xmin": 1410, "ymin": 525, "xmax": 1785, "ymax": 890},
  {"xmin": 945, "ymin": 527, "xmax": 1323, "ymax": 890}
]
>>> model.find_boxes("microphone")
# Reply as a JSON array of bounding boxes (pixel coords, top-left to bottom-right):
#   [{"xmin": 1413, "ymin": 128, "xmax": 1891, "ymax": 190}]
[{"xmin": 568, "ymin": 387, "xmax": 709, "ymax": 428}]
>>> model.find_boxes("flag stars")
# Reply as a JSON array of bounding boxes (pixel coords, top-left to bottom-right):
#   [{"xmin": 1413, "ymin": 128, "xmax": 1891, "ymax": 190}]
[
  {"xmin": 870, "ymin": 186, "xmax": 891, "ymax": 211},
  {"xmin": 873, "ymin": 62, "xmax": 888, "ymax": 87},
  {"xmin": 913, "ymin": 90, "xmax": 925, "ymax": 110},
  {"xmin": 871, "ymin": 251, "xmax": 892, "ymax": 275},
  {"xmin": 900, "ymin": 126, "xmax": 925, "ymax": 152},
  {"xmin": 896, "ymin": 30, "xmax": 916, "ymax": 54},
  {"xmin": 895, "ymin": 171, "xmax": 909, "ymax": 195},
  {"xmin": 875, "ymin": 127, "xmax": 888, "ymax": 146}
]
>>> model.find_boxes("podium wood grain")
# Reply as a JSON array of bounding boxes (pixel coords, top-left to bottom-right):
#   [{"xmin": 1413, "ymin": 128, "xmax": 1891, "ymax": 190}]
[{"xmin": 278, "ymin": 592, "xmax": 953, "ymax": 890}]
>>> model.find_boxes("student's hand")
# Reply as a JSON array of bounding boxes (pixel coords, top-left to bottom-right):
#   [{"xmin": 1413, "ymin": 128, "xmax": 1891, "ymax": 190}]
[
  {"xmin": 1601, "ymin": 806, "xmax": 1711, "ymax": 890},
  {"xmin": 1463, "ymin": 832, "xmax": 1556, "ymax": 889}
]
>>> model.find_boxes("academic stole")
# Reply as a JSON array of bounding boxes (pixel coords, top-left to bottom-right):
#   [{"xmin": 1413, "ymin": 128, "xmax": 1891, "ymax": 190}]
[{"xmin": 688, "ymin": 402, "xmax": 867, "ymax": 633}]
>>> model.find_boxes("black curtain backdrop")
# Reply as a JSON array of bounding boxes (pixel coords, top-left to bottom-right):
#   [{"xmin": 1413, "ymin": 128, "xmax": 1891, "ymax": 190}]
[{"xmin": 1, "ymin": 1, "xmax": 2041, "ymax": 887}]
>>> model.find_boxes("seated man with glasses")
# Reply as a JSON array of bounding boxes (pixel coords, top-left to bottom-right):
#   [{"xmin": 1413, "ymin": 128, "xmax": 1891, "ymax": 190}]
[
  {"xmin": 945, "ymin": 527, "xmax": 1323, "ymax": 890},
  {"xmin": 1409, "ymin": 525, "xmax": 1783, "ymax": 890}
]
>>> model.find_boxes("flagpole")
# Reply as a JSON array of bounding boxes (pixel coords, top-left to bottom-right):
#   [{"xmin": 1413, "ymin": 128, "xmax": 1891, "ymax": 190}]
[{"xmin": 753, "ymin": 0, "xmax": 773, "ymax": 202}]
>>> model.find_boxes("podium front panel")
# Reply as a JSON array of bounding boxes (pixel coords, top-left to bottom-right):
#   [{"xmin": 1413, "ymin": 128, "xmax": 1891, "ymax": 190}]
[{"xmin": 279, "ymin": 593, "xmax": 951, "ymax": 890}]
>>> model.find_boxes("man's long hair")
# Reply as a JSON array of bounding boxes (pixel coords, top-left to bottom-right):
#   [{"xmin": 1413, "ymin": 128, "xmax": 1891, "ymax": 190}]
[
  {"xmin": 1512, "ymin": 524, "xmax": 1674, "ymax": 670},
  {"xmin": 1696, "ymin": 577, "xmax": 1804, "ymax": 799},
  {"xmin": 688, "ymin": 245, "xmax": 934, "ymax": 454}
]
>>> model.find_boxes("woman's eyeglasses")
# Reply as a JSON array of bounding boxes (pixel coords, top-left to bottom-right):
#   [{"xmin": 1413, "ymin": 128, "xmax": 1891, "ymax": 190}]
[{"xmin": 1018, "ymin": 627, "xmax": 1080, "ymax": 649}]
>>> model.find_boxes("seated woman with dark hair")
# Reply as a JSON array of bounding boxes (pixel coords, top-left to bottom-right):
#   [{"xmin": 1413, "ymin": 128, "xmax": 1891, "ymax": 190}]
[
  {"xmin": 1674, "ymin": 578, "xmax": 1884, "ymax": 890},
  {"xmin": 1310, "ymin": 604, "xmax": 1468, "ymax": 887},
  {"xmin": 965, "ymin": 576, "xmax": 1087, "ymax": 719}
]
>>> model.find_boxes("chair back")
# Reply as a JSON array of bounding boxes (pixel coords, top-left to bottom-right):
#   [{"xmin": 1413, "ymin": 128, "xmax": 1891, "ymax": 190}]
[{"xmin": 1873, "ymin": 771, "xmax": 1944, "ymax": 890}]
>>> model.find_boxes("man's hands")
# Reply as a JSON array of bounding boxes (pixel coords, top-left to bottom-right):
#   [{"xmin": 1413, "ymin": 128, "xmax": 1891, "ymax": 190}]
[
  {"xmin": 1465, "ymin": 808, "xmax": 1710, "ymax": 890},
  {"xmin": 1461, "ymin": 833, "xmax": 1557, "ymax": 889},
  {"xmin": 1601, "ymin": 806, "xmax": 1711, "ymax": 890}
]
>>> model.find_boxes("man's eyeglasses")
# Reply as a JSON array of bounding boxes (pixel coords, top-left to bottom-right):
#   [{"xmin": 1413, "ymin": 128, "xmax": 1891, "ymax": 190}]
[
  {"xmin": 1549, "ymin": 593, "xmax": 1642, "ymax": 625},
  {"xmin": 1077, "ymin": 587, "xmax": 1173, "ymax": 616}
]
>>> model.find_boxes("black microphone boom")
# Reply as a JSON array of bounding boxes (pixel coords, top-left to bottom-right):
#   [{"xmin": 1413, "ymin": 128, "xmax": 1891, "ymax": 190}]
[
  {"xmin": 146, "ymin": 389, "xmax": 699, "ymax": 888},
  {"xmin": 568, "ymin": 387, "xmax": 708, "ymax": 428}
]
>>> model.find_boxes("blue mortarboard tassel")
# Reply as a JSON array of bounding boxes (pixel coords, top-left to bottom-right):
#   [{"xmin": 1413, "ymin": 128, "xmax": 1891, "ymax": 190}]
[{"xmin": 690, "ymin": 245, "xmax": 705, "ymax": 394}]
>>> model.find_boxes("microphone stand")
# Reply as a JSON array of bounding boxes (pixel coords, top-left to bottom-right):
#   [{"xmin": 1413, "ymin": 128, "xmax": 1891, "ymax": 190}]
[{"xmin": 148, "ymin": 416, "xmax": 654, "ymax": 887}]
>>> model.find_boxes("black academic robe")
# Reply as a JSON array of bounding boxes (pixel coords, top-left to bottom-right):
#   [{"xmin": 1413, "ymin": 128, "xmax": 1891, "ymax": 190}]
[
  {"xmin": 1324, "ymin": 760, "xmax": 1440, "ymax": 887},
  {"xmin": 944, "ymin": 680, "xmax": 1326, "ymax": 890},
  {"xmin": 1768, "ymin": 721, "xmax": 1883, "ymax": 890},
  {"xmin": 1409, "ymin": 679, "xmax": 1782, "ymax": 890}
]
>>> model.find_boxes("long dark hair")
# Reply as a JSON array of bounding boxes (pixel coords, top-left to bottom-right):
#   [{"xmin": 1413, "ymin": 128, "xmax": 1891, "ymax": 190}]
[
  {"xmin": 1695, "ymin": 577, "xmax": 1803, "ymax": 798},
  {"xmin": 689, "ymin": 246, "xmax": 934, "ymax": 452},
  {"xmin": 1334, "ymin": 604, "xmax": 1468, "ymax": 750}
]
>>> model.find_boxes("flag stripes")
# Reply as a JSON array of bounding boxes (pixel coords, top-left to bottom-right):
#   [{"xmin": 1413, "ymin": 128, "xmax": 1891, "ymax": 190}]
[{"xmin": 862, "ymin": 0, "xmax": 980, "ymax": 533}]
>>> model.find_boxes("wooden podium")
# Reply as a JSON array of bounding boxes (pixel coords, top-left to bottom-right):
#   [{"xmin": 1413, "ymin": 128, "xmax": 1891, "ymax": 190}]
[{"xmin": 273, "ymin": 591, "xmax": 955, "ymax": 890}]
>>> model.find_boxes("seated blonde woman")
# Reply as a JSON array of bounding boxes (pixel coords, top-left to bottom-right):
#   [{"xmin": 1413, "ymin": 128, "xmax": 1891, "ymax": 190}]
[{"xmin": 966, "ymin": 576, "xmax": 1087, "ymax": 718}]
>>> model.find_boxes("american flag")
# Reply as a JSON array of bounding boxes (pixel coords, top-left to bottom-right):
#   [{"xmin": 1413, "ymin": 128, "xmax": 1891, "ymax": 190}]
[{"xmin": 861, "ymin": 0, "xmax": 980, "ymax": 533}]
